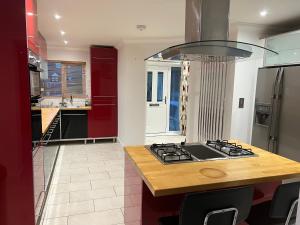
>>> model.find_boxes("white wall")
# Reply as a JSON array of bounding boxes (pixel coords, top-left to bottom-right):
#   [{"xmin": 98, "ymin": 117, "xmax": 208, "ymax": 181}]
[
  {"xmin": 47, "ymin": 46, "xmax": 91, "ymax": 98},
  {"xmin": 229, "ymin": 24, "xmax": 288, "ymax": 143},
  {"xmin": 230, "ymin": 26, "xmax": 265, "ymax": 143},
  {"xmin": 117, "ymin": 40, "xmax": 182, "ymax": 146}
]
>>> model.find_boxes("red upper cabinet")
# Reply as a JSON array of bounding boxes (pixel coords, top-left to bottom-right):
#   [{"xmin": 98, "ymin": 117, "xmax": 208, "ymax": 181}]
[
  {"xmin": 91, "ymin": 46, "xmax": 117, "ymax": 97},
  {"xmin": 90, "ymin": 47, "xmax": 117, "ymax": 59},
  {"xmin": 88, "ymin": 46, "xmax": 118, "ymax": 138},
  {"xmin": 91, "ymin": 58, "xmax": 117, "ymax": 97},
  {"xmin": 38, "ymin": 32, "xmax": 48, "ymax": 60},
  {"xmin": 25, "ymin": 0, "xmax": 39, "ymax": 54}
]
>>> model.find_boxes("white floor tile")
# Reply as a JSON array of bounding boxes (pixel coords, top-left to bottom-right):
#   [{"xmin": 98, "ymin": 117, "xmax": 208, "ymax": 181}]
[
  {"xmin": 114, "ymin": 184, "xmax": 141, "ymax": 196},
  {"xmin": 94, "ymin": 196, "xmax": 124, "ymax": 211},
  {"xmin": 51, "ymin": 175, "xmax": 70, "ymax": 185},
  {"xmin": 46, "ymin": 201, "xmax": 94, "ymax": 218},
  {"xmin": 88, "ymin": 166, "xmax": 107, "ymax": 173},
  {"xmin": 56, "ymin": 167, "xmax": 90, "ymax": 176},
  {"xmin": 70, "ymin": 188, "xmax": 116, "ymax": 202},
  {"xmin": 43, "ymin": 217, "xmax": 68, "ymax": 225},
  {"xmin": 47, "ymin": 192, "xmax": 70, "ymax": 205},
  {"xmin": 104, "ymin": 165, "xmax": 125, "ymax": 172},
  {"xmin": 91, "ymin": 178, "xmax": 124, "ymax": 190},
  {"xmin": 104, "ymin": 160, "xmax": 124, "ymax": 166},
  {"xmin": 42, "ymin": 143, "xmax": 128, "ymax": 225},
  {"xmin": 71, "ymin": 172, "xmax": 110, "ymax": 183},
  {"xmin": 68, "ymin": 209, "xmax": 124, "ymax": 225},
  {"xmin": 50, "ymin": 182, "xmax": 91, "ymax": 194},
  {"xmin": 108, "ymin": 170, "xmax": 124, "ymax": 178}
]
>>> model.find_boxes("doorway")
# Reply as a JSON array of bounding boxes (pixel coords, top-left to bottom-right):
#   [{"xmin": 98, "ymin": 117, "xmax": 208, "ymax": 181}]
[{"xmin": 145, "ymin": 62, "xmax": 186, "ymax": 144}]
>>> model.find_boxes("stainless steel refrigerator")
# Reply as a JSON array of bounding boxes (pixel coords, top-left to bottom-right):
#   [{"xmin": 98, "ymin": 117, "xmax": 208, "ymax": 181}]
[{"xmin": 252, "ymin": 65, "xmax": 300, "ymax": 162}]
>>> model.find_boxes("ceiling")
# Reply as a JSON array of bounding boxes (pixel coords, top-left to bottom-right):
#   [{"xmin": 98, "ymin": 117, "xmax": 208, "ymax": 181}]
[{"xmin": 37, "ymin": 0, "xmax": 300, "ymax": 48}]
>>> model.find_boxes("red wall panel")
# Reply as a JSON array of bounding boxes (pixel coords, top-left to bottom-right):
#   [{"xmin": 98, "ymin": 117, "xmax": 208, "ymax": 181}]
[{"xmin": 0, "ymin": 1, "xmax": 35, "ymax": 225}]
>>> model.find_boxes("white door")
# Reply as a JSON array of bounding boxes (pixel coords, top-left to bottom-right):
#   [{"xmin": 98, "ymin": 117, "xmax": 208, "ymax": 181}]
[{"xmin": 146, "ymin": 68, "xmax": 168, "ymax": 134}]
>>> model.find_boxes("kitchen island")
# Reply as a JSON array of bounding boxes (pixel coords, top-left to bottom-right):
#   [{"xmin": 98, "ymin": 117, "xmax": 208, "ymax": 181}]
[{"xmin": 123, "ymin": 141, "xmax": 300, "ymax": 225}]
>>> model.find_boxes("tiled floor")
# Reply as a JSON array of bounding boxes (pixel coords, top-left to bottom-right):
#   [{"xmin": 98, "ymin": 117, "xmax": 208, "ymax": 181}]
[
  {"xmin": 145, "ymin": 135, "xmax": 186, "ymax": 145},
  {"xmin": 41, "ymin": 143, "xmax": 126, "ymax": 225}
]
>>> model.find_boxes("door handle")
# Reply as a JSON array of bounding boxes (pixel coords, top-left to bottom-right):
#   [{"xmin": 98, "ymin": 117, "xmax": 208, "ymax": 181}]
[
  {"xmin": 149, "ymin": 103, "xmax": 159, "ymax": 107},
  {"xmin": 164, "ymin": 96, "xmax": 167, "ymax": 104},
  {"xmin": 268, "ymin": 68, "xmax": 284, "ymax": 153}
]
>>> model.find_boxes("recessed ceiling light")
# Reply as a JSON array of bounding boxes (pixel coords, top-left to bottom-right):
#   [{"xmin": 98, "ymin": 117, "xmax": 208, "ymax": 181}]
[
  {"xmin": 27, "ymin": 12, "xmax": 34, "ymax": 16},
  {"xmin": 64, "ymin": 40, "xmax": 68, "ymax": 45},
  {"xmin": 260, "ymin": 10, "xmax": 268, "ymax": 17},
  {"xmin": 60, "ymin": 30, "xmax": 66, "ymax": 36},
  {"xmin": 54, "ymin": 14, "xmax": 61, "ymax": 20}
]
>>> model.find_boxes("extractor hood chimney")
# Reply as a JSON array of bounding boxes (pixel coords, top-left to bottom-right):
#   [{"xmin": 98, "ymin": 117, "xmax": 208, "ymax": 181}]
[{"xmin": 146, "ymin": 0, "xmax": 278, "ymax": 62}]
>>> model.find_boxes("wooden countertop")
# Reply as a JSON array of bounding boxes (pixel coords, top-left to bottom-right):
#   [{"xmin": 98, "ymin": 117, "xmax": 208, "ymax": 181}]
[
  {"xmin": 124, "ymin": 141, "xmax": 300, "ymax": 197},
  {"xmin": 41, "ymin": 108, "xmax": 60, "ymax": 134}
]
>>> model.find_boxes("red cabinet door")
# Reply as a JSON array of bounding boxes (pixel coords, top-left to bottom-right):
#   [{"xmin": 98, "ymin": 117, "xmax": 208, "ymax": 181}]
[
  {"xmin": 91, "ymin": 58, "xmax": 117, "ymax": 97},
  {"xmin": 88, "ymin": 102, "xmax": 117, "ymax": 138},
  {"xmin": 26, "ymin": 0, "xmax": 39, "ymax": 54},
  {"xmin": 91, "ymin": 46, "xmax": 117, "ymax": 59}
]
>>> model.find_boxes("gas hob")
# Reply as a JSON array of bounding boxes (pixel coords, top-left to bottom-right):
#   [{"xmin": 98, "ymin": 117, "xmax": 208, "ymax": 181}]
[{"xmin": 146, "ymin": 140, "xmax": 256, "ymax": 164}]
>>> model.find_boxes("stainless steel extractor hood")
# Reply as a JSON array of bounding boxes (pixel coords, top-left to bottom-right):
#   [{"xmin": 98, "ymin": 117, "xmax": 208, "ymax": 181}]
[{"xmin": 146, "ymin": 0, "xmax": 278, "ymax": 62}]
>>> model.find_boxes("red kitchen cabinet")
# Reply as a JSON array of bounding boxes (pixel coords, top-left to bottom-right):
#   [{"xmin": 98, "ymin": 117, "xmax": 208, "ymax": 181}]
[
  {"xmin": 91, "ymin": 58, "xmax": 117, "ymax": 97},
  {"xmin": 38, "ymin": 32, "xmax": 48, "ymax": 60},
  {"xmin": 88, "ymin": 46, "xmax": 118, "ymax": 138},
  {"xmin": 26, "ymin": 0, "xmax": 39, "ymax": 54},
  {"xmin": 88, "ymin": 102, "xmax": 118, "ymax": 137}
]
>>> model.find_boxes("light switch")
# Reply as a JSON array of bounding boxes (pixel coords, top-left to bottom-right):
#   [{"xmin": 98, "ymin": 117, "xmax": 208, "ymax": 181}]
[{"xmin": 239, "ymin": 98, "xmax": 245, "ymax": 108}]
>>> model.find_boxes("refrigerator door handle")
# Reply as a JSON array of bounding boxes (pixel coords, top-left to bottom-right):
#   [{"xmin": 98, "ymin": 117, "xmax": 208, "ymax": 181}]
[
  {"xmin": 268, "ymin": 68, "xmax": 284, "ymax": 153},
  {"xmin": 267, "ymin": 68, "xmax": 279, "ymax": 152}
]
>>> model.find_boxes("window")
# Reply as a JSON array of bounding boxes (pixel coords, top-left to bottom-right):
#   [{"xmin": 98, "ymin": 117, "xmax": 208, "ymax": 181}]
[
  {"xmin": 42, "ymin": 61, "xmax": 86, "ymax": 97},
  {"xmin": 43, "ymin": 62, "xmax": 62, "ymax": 96},
  {"xmin": 66, "ymin": 64, "xmax": 83, "ymax": 95}
]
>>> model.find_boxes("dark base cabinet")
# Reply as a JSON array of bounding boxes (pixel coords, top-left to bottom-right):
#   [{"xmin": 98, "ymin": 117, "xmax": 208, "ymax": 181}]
[
  {"xmin": 61, "ymin": 110, "xmax": 88, "ymax": 139},
  {"xmin": 31, "ymin": 110, "xmax": 42, "ymax": 142}
]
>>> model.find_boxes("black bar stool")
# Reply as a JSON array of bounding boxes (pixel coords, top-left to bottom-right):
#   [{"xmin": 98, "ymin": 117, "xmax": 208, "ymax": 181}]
[
  {"xmin": 159, "ymin": 186, "xmax": 254, "ymax": 225},
  {"xmin": 246, "ymin": 182, "xmax": 300, "ymax": 225}
]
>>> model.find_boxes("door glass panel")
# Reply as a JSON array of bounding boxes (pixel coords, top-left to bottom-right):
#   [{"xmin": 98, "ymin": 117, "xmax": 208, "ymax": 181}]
[
  {"xmin": 147, "ymin": 72, "xmax": 153, "ymax": 102},
  {"xmin": 169, "ymin": 67, "xmax": 181, "ymax": 131},
  {"xmin": 157, "ymin": 72, "xmax": 164, "ymax": 102}
]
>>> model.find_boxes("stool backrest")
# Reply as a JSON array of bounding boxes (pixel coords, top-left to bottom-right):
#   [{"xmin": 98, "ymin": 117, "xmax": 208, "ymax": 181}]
[
  {"xmin": 269, "ymin": 182, "xmax": 300, "ymax": 219},
  {"xmin": 179, "ymin": 186, "xmax": 253, "ymax": 225}
]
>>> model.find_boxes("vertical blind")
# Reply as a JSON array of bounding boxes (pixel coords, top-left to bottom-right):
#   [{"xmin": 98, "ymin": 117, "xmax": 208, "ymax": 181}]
[{"xmin": 197, "ymin": 61, "xmax": 228, "ymax": 142}]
